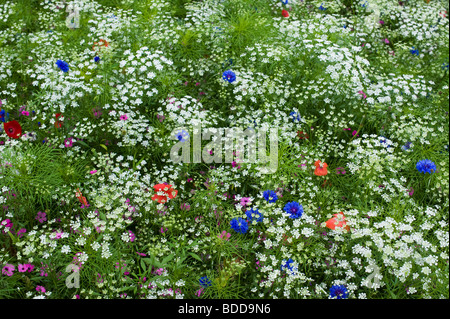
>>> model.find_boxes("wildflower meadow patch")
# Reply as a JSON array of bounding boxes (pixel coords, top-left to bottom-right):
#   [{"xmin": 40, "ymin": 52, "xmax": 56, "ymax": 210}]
[{"xmin": 0, "ymin": 0, "xmax": 448, "ymax": 301}]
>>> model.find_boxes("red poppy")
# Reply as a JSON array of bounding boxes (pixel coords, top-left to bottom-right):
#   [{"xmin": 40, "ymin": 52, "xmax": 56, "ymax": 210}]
[
  {"xmin": 3, "ymin": 120, "xmax": 22, "ymax": 139},
  {"xmin": 297, "ymin": 130, "xmax": 309, "ymax": 140},
  {"xmin": 55, "ymin": 113, "xmax": 63, "ymax": 128},
  {"xmin": 282, "ymin": 9, "xmax": 289, "ymax": 17},
  {"xmin": 152, "ymin": 184, "xmax": 178, "ymax": 204},
  {"xmin": 93, "ymin": 39, "xmax": 110, "ymax": 51},
  {"xmin": 314, "ymin": 160, "xmax": 328, "ymax": 176},
  {"xmin": 325, "ymin": 212, "xmax": 350, "ymax": 231}
]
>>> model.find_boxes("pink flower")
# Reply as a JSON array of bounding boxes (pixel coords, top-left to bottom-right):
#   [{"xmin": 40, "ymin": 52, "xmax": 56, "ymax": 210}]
[
  {"xmin": 21, "ymin": 111, "xmax": 30, "ymax": 116},
  {"xmin": 384, "ymin": 38, "xmax": 389, "ymax": 44},
  {"xmin": 17, "ymin": 228, "xmax": 26, "ymax": 238},
  {"xmin": 2, "ymin": 264, "xmax": 15, "ymax": 276},
  {"xmin": 240, "ymin": 197, "xmax": 252, "ymax": 207},
  {"xmin": 195, "ymin": 287, "xmax": 205, "ymax": 297},
  {"xmin": 358, "ymin": 90, "xmax": 367, "ymax": 99},
  {"xmin": 18, "ymin": 264, "xmax": 28, "ymax": 272},
  {"xmin": 90, "ymin": 170, "xmax": 97, "ymax": 174},
  {"xmin": 128, "ymin": 230, "xmax": 136, "ymax": 242},
  {"xmin": 218, "ymin": 230, "xmax": 231, "ymax": 241},
  {"xmin": 64, "ymin": 138, "xmax": 73, "ymax": 148},
  {"xmin": 120, "ymin": 114, "xmax": 128, "ymax": 121},
  {"xmin": 36, "ymin": 285, "xmax": 46, "ymax": 293}
]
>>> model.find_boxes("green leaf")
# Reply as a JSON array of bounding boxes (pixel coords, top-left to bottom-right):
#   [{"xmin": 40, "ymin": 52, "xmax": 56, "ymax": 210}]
[
  {"xmin": 76, "ymin": 140, "xmax": 90, "ymax": 148},
  {"xmin": 140, "ymin": 259, "xmax": 147, "ymax": 272},
  {"xmin": 162, "ymin": 254, "xmax": 174, "ymax": 265},
  {"xmin": 188, "ymin": 252, "xmax": 203, "ymax": 262},
  {"xmin": 99, "ymin": 144, "xmax": 108, "ymax": 151}
]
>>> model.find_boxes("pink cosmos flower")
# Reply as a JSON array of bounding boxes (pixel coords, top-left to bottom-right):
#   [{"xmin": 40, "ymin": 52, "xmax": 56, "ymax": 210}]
[
  {"xmin": 21, "ymin": 111, "xmax": 30, "ymax": 116},
  {"xmin": 2, "ymin": 264, "xmax": 15, "ymax": 276},
  {"xmin": 120, "ymin": 114, "xmax": 128, "ymax": 121},
  {"xmin": 240, "ymin": 197, "xmax": 252, "ymax": 207}
]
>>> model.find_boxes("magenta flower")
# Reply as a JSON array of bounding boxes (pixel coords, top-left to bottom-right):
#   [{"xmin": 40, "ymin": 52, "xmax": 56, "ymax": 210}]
[
  {"xmin": 218, "ymin": 230, "xmax": 231, "ymax": 241},
  {"xmin": 64, "ymin": 138, "xmax": 73, "ymax": 148},
  {"xmin": 18, "ymin": 264, "xmax": 28, "ymax": 272},
  {"xmin": 128, "ymin": 230, "xmax": 136, "ymax": 242},
  {"xmin": 35, "ymin": 211, "xmax": 47, "ymax": 223},
  {"xmin": 21, "ymin": 111, "xmax": 30, "ymax": 116},
  {"xmin": 384, "ymin": 38, "xmax": 389, "ymax": 44},
  {"xmin": 17, "ymin": 228, "xmax": 26, "ymax": 238},
  {"xmin": 90, "ymin": 170, "xmax": 97, "ymax": 174},
  {"xmin": 408, "ymin": 188, "xmax": 414, "ymax": 197},
  {"xmin": 120, "ymin": 114, "xmax": 128, "ymax": 121},
  {"xmin": 240, "ymin": 197, "xmax": 252, "ymax": 207},
  {"xmin": 358, "ymin": 90, "xmax": 367, "ymax": 99},
  {"xmin": 2, "ymin": 264, "xmax": 15, "ymax": 276},
  {"xmin": 195, "ymin": 287, "xmax": 205, "ymax": 297},
  {"xmin": 36, "ymin": 285, "xmax": 46, "ymax": 293}
]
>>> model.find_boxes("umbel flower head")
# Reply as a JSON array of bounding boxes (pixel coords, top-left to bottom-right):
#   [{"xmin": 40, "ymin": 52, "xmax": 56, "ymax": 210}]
[
  {"xmin": 222, "ymin": 70, "xmax": 236, "ymax": 83},
  {"xmin": 56, "ymin": 59, "xmax": 69, "ymax": 72},
  {"xmin": 230, "ymin": 217, "xmax": 249, "ymax": 234},
  {"xmin": 416, "ymin": 159, "xmax": 436, "ymax": 174},
  {"xmin": 3, "ymin": 120, "xmax": 22, "ymax": 139},
  {"xmin": 283, "ymin": 201, "xmax": 303, "ymax": 219}
]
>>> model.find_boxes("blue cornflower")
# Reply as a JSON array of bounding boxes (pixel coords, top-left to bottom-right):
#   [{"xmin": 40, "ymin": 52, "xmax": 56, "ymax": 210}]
[
  {"xmin": 94, "ymin": 56, "xmax": 100, "ymax": 63},
  {"xmin": 289, "ymin": 111, "xmax": 304, "ymax": 123},
  {"xmin": 56, "ymin": 59, "xmax": 69, "ymax": 72},
  {"xmin": 410, "ymin": 47, "xmax": 419, "ymax": 56},
  {"xmin": 329, "ymin": 285, "xmax": 349, "ymax": 299},
  {"xmin": 246, "ymin": 208, "xmax": 263, "ymax": 223},
  {"xmin": 319, "ymin": 4, "xmax": 327, "ymax": 10},
  {"xmin": 379, "ymin": 136, "xmax": 392, "ymax": 148},
  {"xmin": 416, "ymin": 159, "xmax": 436, "ymax": 174},
  {"xmin": 442, "ymin": 63, "xmax": 449, "ymax": 70},
  {"xmin": 175, "ymin": 130, "xmax": 189, "ymax": 142},
  {"xmin": 230, "ymin": 217, "xmax": 249, "ymax": 234},
  {"xmin": 222, "ymin": 70, "xmax": 236, "ymax": 83},
  {"xmin": 199, "ymin": 276, "xmax": 212, "ymax": 288},
  {"xmin": 401, "ymin": 141, "xmax": 412, "ymax": 151},
  {"xmin": 280, "ymin": 258, "xmax": 294, "ymax": 272},
  {"xmin": 361, "ymin": 1, "xmax": 368, "ymax": 8},
  {"xmin": 0, "ymin": 109, "xmax": 5, "ymax": 123},
  {"xmin": 263, "ymin": 190, "xmax": 278, "ymax": 203},
  {"xmin": 283, "ymin": 201, "xmax": 303, "ymax": 219},
  {"xmin": 280, "ymin": 0, "xmax": 288, "ymax": 4}
]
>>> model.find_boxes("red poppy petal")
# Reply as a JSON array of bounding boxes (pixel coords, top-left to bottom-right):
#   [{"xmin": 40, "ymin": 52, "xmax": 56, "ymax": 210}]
[{"xmin": 4, "ymin": 121, "xmax": 22, "ymax": 139}]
